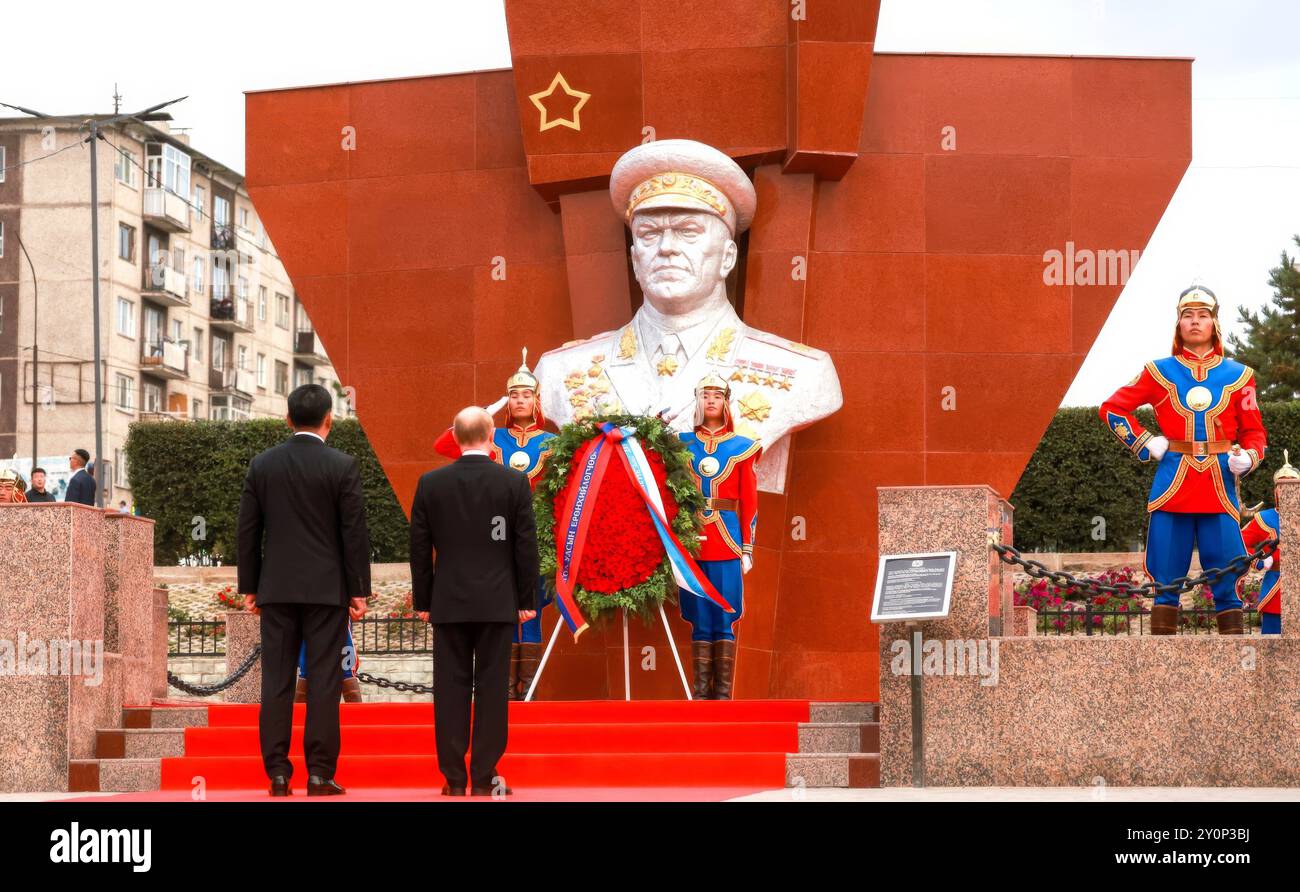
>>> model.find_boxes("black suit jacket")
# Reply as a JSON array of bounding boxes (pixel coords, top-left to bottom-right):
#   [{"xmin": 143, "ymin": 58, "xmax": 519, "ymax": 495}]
[
  {"xmin": 237, "ymin": 433, "xmax": 371, "ymax": 606},
  {"xmin": 410, "ymin": 454, "xmax": 539, "ymax": 624},
  {"xmin": 65, "ymin": 469, "xmax": 95, "ymax": 506}
]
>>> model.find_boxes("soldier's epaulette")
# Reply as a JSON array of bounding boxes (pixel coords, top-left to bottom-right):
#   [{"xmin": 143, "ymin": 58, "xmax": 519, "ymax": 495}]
[
  {"xmin": 556, "ymin": 330, "xmax": 616, "ymax": 353},
  {"xmin": 738, "ymin": 329, "xmax": 829, "ymax": 360}
]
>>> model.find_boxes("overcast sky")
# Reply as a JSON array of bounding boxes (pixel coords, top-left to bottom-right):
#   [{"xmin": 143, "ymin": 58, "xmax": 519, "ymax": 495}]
[{"xmin": 2, "ymin": 0, "xmax": 1296, "ymax": 406}]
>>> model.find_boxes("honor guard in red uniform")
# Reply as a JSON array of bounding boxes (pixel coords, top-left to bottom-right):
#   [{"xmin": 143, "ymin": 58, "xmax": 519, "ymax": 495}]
[
  {"xmin": 434, "ymin": 350, "xmax": 556, "ymax": 698},
  {"xmin": 1240, "ymin": 453, "xmax": 1298, "ymax": 635},
  {"xmin": 678, "ymin": 373, "xmax": 760, "ymax": 699},
  {"xmin": 1100, "ymin": 285, "xmax": 1268, "ymax": 635}
]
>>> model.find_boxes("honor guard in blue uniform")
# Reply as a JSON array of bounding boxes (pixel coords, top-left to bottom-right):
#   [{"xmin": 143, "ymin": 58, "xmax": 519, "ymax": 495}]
[{"xmin": 678, "ymin": 373, "xmax": 760, "ymax": 699}]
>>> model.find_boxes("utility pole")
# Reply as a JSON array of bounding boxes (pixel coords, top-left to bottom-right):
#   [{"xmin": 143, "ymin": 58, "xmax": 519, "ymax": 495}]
[
  {"xmin": 13, "ymin": 232, "xmax": 38, "ymax": 468},
  {"xmin": 2, "ymin": 95, "xmax": 186, "ymax": 507}
]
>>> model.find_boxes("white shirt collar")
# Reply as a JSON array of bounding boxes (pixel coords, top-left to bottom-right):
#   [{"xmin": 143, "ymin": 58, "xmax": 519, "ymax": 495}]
[
  {"xmin": 461, "ymin": 448, "xmax": 490, "ymax": 457},
  {"xmin": 636, "ymin": 299, "xmax": 738, "ymax": 362},
  {"xmin": 294, "ymin": 431, "xmax": 325, "ymax": 443}
]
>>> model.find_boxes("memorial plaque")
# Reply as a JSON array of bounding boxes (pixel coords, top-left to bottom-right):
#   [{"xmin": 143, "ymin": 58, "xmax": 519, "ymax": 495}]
[{"xmin": 870, "ymin": 552, "xmax": 957, "ymax": 622}]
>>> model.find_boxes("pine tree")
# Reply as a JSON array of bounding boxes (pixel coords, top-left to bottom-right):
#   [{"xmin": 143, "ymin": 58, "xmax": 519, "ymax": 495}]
[{"xmin": 1228, "ymin": 234, "xmax": 1300, "ymax": 401}]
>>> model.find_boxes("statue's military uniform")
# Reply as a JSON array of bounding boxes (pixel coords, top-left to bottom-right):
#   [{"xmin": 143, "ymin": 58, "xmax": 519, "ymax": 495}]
[{"xmin": 531, "ymin": 138, "xmax": 841, "ymax": 496}]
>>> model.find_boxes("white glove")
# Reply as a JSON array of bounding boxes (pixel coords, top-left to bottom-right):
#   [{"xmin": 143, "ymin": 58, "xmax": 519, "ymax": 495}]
[
  {"xmin": 1261, "ymin": 555, "xmax": 1274, "ymax": 571},
  {"xmin": 485, "ymin": 395, "xmax": 509, "ymax": 416},
  {"xmin": 741, "ymin": 554, "xmax": 753, "ymax": 574},
  {"xmin": 1228, "ymin": 449, "xmax": 1253, "ymax": 476},
  {"xmin": 1146, "ymin": 436, "xmax": 1168, "ymax": 461}
]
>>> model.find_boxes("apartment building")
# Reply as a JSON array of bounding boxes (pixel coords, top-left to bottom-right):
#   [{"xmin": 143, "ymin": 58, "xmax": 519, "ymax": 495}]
[{"xmin": 0, "ymin": 112, "xmax": 348, "ymax": 502}]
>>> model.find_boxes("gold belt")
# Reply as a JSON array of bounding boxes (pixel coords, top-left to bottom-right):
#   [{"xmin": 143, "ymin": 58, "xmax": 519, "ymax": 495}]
[
  {"xmin": 1167, "ymin": 439, "xmax": 1232, "ymax": 457},
  {"xmin": 704, "ymin": 498, "xmax": 738, "ymax": 512}
]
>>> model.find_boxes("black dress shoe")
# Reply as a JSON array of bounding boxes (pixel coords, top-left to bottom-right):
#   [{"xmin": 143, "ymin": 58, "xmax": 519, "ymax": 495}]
[
  {"xmin": 269, "ymin": 775, "xmax": 292, "ymax": 797},
  {"xmin": 440, "ymin": 784, "xmax": 467, "ymax": 796},
  {"xmin": 471, "ymin": 784, "xmax": 513, "ymax": 797},
  {"xmin": 306, "ymin": 776, "xmax": 346, "ymax": 796}
]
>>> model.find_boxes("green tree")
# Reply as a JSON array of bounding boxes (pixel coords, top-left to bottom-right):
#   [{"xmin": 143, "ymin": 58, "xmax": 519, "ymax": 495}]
[{"xmin": 1228, "ymin": 234, "xmax": 1300, "ymax": 401}]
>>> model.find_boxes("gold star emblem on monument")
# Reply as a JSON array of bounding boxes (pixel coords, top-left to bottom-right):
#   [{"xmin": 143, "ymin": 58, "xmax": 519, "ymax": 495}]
[
  {"xmin": 529, "ymin": 72, "xmax": 591, "ymax": 132},
  {"xmin": 737, "ymin": 391, "xmax": 772, "ymax": 423},
  {"xmin": 656, "ymin": 355, "xmax": 680, "ymax": 377}
]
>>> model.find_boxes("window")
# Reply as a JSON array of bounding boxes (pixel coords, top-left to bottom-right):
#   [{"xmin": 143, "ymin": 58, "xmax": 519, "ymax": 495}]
[
  {"xmin": 294, "ymin": 364, "xmax": 312, "ymax": 389},
  {"xmin": 145, "ymin": 143, "xmax": 191, "ymax": 196},
  {"xmin": 117, "ymin": 223, "xmax": 135, "ymax": 263},
  {"xmin": 114, "ymin": 148, "xmax": 137, "ymax": 187},
  {"xmin": 173, "ymin": 244, "xmax": 185, "ymax": 274},
  {"xmin": 192, "ymin": 327, "xmax": 204, "ymax": 362},
  {"xmin": 212, "ymin": 336, "xmax": 226, "ymax": 371},
  {"xmin": 192, "ymin": 185, "xmax": 205, "ymax": 220},
  {"xmin": 0, "ymin": 220, "xmax": 4, "ymax": 258},
  {"xmin": 116, "ymin": 298, "xmax": 135, "ymax": 338},
  {"xmin": 275, "ymin": 293, "xmax": 290, "ymax": 329},
  {"xmin": 114, "ymin": 449, "xmax": 128, "ymax": 487},
  {"xmin": 0, "ymin": 145, "xmax": 5, "ymax": 183},
  {"xmin": 192, "ymin": 256, "xmax": 205, "ymax": 294},
  {"xmin": 210, "ymin": 394, "xmax": 251, "ymax": 421},
  {"xmin": 115, "ymin": 373, "xmax": 135, "ymax": 410},
  {"xmin": 212, "ymin": 259, "xmax": 228, "ymax": 299},
  {"xmin": 256, "ymin": 353, "xmax": 267, "ymax": 389},
  {"xmin": 171, "ymin": 319, "xmax": 183, "ymax": 342},
  {"xmin": 239, "ymin": 207, "xmax": 249, "ymax": 230},
  {"xmin": 192, "ymin": 397, "xmax": 203, "ymax": 420},
  {"xmin": 237, "ymin": 344, "xmax": 248, "ymax": 372},
  {"xmin": 274, "ymin": 360, "xmax": 288, "ymax": 396},
  {"xmin": 142, "ymin": 380, "xmax": 163, "ymax": 413},
  {"xmin": 237, "ymin": 276, "xmax": 248, "ymax": 301},
  {"xmin": 214, "ymin": 195, "xmax": 230, "ymax": 227},
  {"xmin": 258, "ymin": 285, "xmax": 268, "ymax": 321}
]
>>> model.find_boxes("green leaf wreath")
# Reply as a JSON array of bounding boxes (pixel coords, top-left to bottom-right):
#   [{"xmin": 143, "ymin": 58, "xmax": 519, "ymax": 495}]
[{"xmin": 534, "ymin": 413, "xmax": 707, "ymax": 625}]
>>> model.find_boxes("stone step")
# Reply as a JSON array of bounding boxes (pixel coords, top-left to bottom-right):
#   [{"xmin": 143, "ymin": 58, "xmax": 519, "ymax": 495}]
[
  {"xmin": 797, "ymin": 722, "xmax": 879, "ymax": 754},
  {"xmin": 786, "ymin": 753, "xmax": 880, "ymax": 788},
  {"xmin": 123, "ymin": 706, "xmax": 208, "ymax": 729},
  {"xmin": 96, "ymin": 728, "xmax": 186, "ymax": 759},
  {"xmin": 68, "ymin": 759, "xmax": 162, "ymax": 793},
  {"xmin": 809, "ymin": 702, "xmax": 878, "ymax": 723}
]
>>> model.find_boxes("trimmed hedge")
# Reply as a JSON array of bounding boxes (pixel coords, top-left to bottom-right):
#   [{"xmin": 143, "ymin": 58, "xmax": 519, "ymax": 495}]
[
  {"xmin": 125, "ymin": 417, "xmax": 410, "ymax": 566},
  {"xmin": 1009, "ymin": 401, "xmax": 1300, "ymax": 552}
]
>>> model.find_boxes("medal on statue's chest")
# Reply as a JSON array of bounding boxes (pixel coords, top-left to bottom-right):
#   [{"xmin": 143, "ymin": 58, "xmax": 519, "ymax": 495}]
[
  {"xmin": 698, "ymin": 456, "xmax": 720, "ymax": 478},
  {"xmin": 509, "ymin": 451, "xmax": 531, "ymax": 472},
  {"xmin": 1185, "ymin": 385, "xmax": 1212, "ymax": 412}
]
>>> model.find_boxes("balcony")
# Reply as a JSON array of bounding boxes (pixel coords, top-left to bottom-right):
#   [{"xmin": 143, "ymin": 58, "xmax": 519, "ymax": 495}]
[
  {"xmin": 143, "ymin": 187, "xmax": 191, "ymax": 233},
  {"xmin": 140, "ymin": 338, "xmax": 189, "ymax": 380},
  {"xmin": 211, "ymin": 222, "xmax": 236, "ymax": 251},
  {"xmin": 141, "ymin": 263, "xmax": 190, "ymax": 307},
  {"xmin": 210, "ymin": 293, "xmax": 254, "ymax": 333},
  {"xmin": 209, "ymin": 366, "xmax": 255, "ymax": 396},
  {"xmin": 293, "ymin": 329, "xmax": 329, "ymax": 365}
]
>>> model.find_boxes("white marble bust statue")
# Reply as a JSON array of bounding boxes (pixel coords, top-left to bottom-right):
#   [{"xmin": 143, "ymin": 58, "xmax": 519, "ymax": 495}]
[{"xmin": 533, "ymin": 139, "xmax": 842, "ymax": 493}]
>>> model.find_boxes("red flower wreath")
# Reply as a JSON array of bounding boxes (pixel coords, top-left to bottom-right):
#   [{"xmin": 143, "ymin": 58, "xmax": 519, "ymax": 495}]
[{"xmin": 556, "ymin": 445, "xmax": 678, "ymax": 594}]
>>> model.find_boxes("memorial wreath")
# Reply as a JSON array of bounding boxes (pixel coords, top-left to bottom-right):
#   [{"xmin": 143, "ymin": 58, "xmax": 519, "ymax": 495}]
[{"xmin": 535, "ymin": 413, "xmax": 728, "ymax": 635}]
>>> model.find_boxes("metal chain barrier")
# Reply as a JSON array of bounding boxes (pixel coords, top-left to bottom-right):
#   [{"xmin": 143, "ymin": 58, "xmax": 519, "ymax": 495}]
[
  {"xmin": 992, "ymin": 537, "xmax": 1278, "ymax": 599},
  {"xmin": 167, "ymin": 644, "xmax": 263, "ymax": 697},
  {"xmin": 354, "ymin": 671, "xmax": 433, "ymax": 695}
]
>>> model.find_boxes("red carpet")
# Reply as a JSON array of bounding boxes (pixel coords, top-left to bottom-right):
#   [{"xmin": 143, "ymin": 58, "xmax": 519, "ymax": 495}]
[{"xmin": 158, "ymin": 700, "xmax": 811, "ymax": 791}]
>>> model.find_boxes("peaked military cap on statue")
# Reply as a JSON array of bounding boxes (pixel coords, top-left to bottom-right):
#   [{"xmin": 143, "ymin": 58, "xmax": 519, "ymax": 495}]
[
  {"xmin": 610, "ymin": 139, "xmax": 758, "ymax": 236},
  {"xmin": 1172, "ymin": 283, "xmax": 1223, "ymax": 355}
]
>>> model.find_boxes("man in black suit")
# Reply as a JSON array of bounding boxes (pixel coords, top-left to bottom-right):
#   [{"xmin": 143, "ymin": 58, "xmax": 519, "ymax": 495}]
[
  {"xmin": 64, "ymin": 449, "xmax": 95, "ymax": 506},
  {"xmin": 237, "ymin": 384, "xmax": 371, "ymax": 797},
  {"xmin": 25, "ymin": 468, "xmax": 57, "ymax": 503},
  {"xmin": 411, "ymin": 406, "xmax": 538, "ymax": 796}
]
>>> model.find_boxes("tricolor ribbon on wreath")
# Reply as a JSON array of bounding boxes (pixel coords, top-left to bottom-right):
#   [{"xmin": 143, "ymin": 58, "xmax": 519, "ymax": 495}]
[{"xmin": 554, "ymin": 422, "xmax": 733, "ymax": 639}]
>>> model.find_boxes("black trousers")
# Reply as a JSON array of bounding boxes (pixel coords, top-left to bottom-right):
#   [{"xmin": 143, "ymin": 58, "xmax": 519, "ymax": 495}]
[
  {"xmin": 258, "ymin": 602, "xmax": 350, "ymax": 779},
  {"xmin": 433, "ymin": 622, "xmax": 513, "ymax": 789}
]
